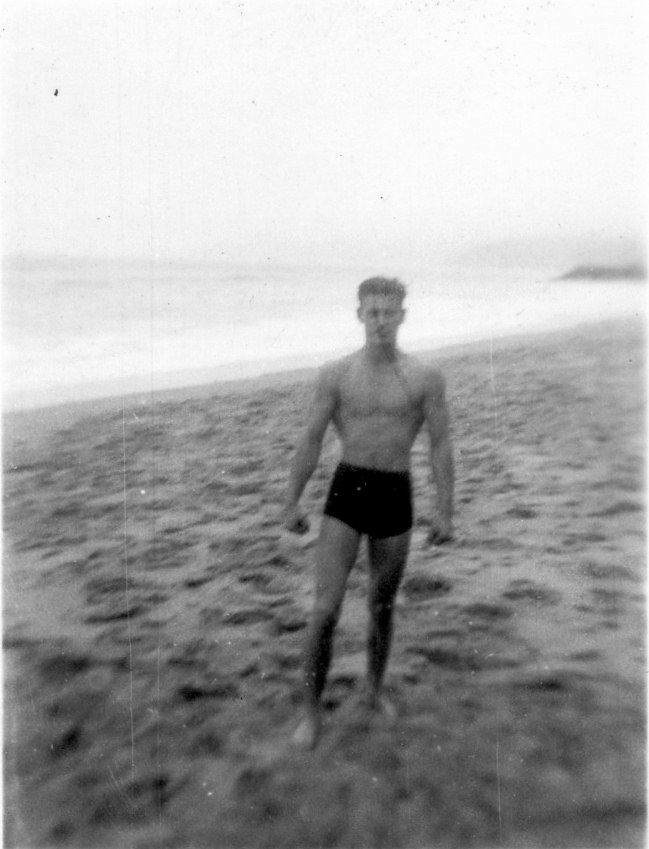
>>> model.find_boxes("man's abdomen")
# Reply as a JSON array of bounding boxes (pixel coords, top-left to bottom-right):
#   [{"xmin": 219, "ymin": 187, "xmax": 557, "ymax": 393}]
[{"xmin": 338, "ymin": 416, "xmax": 419, "ymax": 472}]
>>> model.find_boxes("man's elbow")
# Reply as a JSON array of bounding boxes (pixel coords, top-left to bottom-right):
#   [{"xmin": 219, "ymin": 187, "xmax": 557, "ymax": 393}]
[
  {"xmin": 296, "ymin": 429, "xmax": 324, "ymax": 463},
  {"xmin": 431, "ymin": 436, "xmax": 454, "ymax": 469},
  {"xmin": 431, "ymin": 431, "xmax": 453, "ymax": 455},
  {"xmin": 304, "ymin": 426, "xmax": 325, "ymax": 450}
]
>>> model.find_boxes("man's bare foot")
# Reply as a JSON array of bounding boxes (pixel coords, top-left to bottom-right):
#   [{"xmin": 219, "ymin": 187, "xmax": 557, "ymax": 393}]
[
  {"xmin": 360, "ymin": 689, "xmax": 398, "ymax": 722},
  {"xmin": 291, "ymin": 712, "xmax": 321, "ymax": 750},
  {"xmin": 374, "ymin": 694, "xmax": 398, "ymax": 721}
]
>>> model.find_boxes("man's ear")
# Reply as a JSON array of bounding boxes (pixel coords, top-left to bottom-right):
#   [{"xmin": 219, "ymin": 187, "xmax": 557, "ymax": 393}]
[{"xmin": 357, "ymin": 305, "xmax": 363, "ymax": 322}]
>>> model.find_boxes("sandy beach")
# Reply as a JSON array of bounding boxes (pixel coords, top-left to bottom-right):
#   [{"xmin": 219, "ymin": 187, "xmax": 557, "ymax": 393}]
[{"xmin": 3, "ymin": 317, "xmax": 645, "ymax": 848}]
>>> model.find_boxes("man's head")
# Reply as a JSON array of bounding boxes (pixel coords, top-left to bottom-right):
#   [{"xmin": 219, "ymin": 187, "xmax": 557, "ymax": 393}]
[
  {"xmin": 357, "ymin": 277, "xmax": 406, "ymax": 352},
  {"xmin": 357, "ymin": 276, "xmax": 406, "ymax": 307}
]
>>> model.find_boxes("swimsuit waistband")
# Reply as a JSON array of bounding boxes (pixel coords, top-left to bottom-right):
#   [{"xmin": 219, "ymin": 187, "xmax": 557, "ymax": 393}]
[{"xmin": 336, "ymin": 460, "xmax": 411, "ymax": 482}]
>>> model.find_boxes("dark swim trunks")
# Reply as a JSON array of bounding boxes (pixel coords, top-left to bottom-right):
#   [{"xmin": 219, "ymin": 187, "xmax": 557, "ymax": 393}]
[{"xmin": 323, "ymin": 462, "xmax": 413, "ymax": 538}]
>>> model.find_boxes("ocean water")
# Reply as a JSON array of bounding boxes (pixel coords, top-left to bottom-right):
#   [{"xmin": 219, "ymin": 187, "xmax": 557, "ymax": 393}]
[{"xmin": 2, "ymin": 257, "xmax": 644, "ymax": 409}]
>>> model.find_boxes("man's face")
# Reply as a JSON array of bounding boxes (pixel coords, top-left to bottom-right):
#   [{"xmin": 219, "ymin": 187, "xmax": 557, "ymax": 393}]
[{"xmin": 357, "ymin": 294, "xmax": 405, "ymax": 349}]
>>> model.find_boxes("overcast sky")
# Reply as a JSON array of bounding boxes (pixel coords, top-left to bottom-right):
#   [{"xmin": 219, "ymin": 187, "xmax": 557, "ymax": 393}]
[{"xmin": 3, "ymin": 0, "xmax": 646, "ymax": 267}]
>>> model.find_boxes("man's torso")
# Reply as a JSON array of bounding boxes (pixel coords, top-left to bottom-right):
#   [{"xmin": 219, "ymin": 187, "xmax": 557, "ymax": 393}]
[{"xmin": 328, "ymin": 350, "xmax": 430, "ymax": 472}]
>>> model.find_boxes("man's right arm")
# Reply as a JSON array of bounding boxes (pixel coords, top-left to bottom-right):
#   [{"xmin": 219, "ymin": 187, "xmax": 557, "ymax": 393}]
[{"xmin": 283, "ymin": 365, "xmax": 338, "ymax": 533}]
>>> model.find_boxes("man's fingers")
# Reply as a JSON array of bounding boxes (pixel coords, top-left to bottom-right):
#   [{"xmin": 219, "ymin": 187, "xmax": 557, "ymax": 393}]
[
  {"xmin": 295, "ymin": 518, "xmax": 310, "ymax": 534},
  {"xmin": 286, "ymin": 516, "xmax": 310, "ymax": 535}
]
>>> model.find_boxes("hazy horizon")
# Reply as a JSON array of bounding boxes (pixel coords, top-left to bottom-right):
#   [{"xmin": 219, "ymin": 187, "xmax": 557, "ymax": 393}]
[{"xmin": 4, "ymin": 229, "xmax": 646, "ymax": 273}]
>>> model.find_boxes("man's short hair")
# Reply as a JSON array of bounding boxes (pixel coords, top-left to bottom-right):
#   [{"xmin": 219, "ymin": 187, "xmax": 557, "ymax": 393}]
[{"xmin": 358, "ymin": 276, "xmax": 406, "ymax": 305}]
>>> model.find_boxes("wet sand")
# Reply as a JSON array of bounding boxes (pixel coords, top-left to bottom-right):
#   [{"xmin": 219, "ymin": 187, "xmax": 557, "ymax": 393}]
[{"xmin": 3, "ymin": 317, "xmax": 645, "ymax": 848}]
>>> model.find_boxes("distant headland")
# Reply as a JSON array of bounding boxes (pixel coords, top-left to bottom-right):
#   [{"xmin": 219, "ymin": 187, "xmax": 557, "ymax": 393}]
[{"xmin": 557, "ymin": 264, "xmax": 646, "ymax": 281}]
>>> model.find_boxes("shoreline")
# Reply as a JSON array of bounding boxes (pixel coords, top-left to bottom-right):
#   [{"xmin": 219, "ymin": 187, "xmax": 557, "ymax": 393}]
[
  {"xmin": 3, "ymin": 315, "xmax": 643, "ymax": 445},
  {"xmin": 4, "ymin": 263, "xmax": 644, "ymax": 415}
]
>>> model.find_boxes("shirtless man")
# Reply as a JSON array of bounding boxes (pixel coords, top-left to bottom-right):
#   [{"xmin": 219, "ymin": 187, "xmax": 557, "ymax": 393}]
[{"xmin": 283, "ymin": 276, "xmax": 454, "ymax": 748}]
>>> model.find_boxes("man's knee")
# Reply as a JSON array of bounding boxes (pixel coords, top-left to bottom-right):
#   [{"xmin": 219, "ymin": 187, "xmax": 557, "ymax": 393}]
[
  {"xmin": 368, "ymin": 592, "xmax": 396, "ymax": 621},
  {"xmin": 311, "ymin": 601, "xmax": 342, "ymax": 633}
]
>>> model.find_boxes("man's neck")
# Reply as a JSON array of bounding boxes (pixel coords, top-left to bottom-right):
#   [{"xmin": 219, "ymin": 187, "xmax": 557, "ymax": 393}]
[{"xmin": 362, "ymin": 343, "xmax": 400, "ymax": 365}]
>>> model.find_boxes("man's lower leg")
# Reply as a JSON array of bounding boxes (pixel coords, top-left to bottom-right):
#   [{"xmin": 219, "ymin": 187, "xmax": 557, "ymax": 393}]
[
  {"xmin": 293, "ymin": 611, "xmax": 337, "ymax": 747},
  {"xmin": 366, "ymin": 601, "xmax": 395, "ymax": 710}
]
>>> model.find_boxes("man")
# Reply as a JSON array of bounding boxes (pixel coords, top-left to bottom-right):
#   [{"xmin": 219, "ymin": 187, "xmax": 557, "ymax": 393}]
[{"xmin": 283, "ymin": 276, "xmax": 454, "ymax": 749}]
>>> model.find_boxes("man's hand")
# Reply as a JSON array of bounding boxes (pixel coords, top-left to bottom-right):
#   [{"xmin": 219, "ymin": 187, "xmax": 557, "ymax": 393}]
[
  {"xmin": 283, "ymin": 504, "xmax": 310, "ymax": 535},
  {"xmin": 427, "ymin": 516, "xmax": 453, "ymax": 546}
]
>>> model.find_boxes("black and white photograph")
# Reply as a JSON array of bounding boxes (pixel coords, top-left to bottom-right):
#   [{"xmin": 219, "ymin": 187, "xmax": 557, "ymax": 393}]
[{"xmin": 3, "ymin": 1, "xmax": 645, "ymax": 847}]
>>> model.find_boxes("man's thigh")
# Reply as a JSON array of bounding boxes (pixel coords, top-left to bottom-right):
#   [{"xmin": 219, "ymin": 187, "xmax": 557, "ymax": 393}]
[
  {"xmin": 313, "ymin": 516, "xmax": 361, "ymax": 612},
  {"xmin": 367, "ymin": 532, "xmax": 411, "ymax": 599}
]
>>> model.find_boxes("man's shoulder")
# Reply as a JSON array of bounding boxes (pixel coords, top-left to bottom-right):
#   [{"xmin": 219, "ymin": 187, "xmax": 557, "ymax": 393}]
[
  {"xmin": 319, "ymin": 353, "xmax": 357, "ymax": 381},
  {"xmin": 314, "ymin": 353, "xmax": 356, "ymax": 392},
  {"xmin": 400, "ymin": 354, "xmax": 446, "ymax": 390}
]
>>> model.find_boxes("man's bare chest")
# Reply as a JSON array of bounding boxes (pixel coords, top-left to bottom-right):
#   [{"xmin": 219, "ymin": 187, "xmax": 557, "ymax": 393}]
[{"xmin": 338, "ymin": 368, "xmax": 422, "ymax": 419}]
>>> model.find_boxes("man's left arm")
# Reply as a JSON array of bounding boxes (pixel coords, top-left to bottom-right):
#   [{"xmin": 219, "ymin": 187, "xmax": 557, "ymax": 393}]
[{"xmin": 424, "ymin": 369, "xmax": 455, "ymax": 544}]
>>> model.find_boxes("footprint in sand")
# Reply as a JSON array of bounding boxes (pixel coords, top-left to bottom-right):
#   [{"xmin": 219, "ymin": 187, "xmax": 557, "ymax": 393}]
[
  {"xmin": 514, "ymin": 672, "xmax": 576, "ymax": 693},
  {"xmin": 504, "ymin": 505, "xmax": 538, "ymax": 520},
  {"xmin": 589, "ymin": 500, "xmax": 642, "ymax": 518},
  {"xmin": 50, "ymin": 725, "xmax": 82, "ymax": 758},
  {"xmin": 234, "ymin": 763, "xmax": 275, "ymax": 800},
  {"xmin": 140, "ymin": 537, "xmax": 197, "ymax": 570},
  {"xmin": 222, "ymin": 607, "xmax": 276, "ymax": 626},
  {"xmin": 578, "ymin": 562, "xmax": 635, "ymax": 582},
  {"xmin": 176, "ymin": 678, "xmax": 240, "ymax": 702},
  {"xmin": 84, "ymin": 576, "xmax": 166, "ymax": 623},
  {"xmin": 460, "ymin": 601, "xmax": 514, "ymax": 621},
  {"xmin": 228, "ymin": 479, "xmax": 267, "ymax": 496},
  {"xmin": 38, "ymin": 652, "xmax": 91, "ymax": 682},
  {"xmin": 400, "ymin": 573, "xmax": 452, "ymax": 602},
  {"xmin": 472, "ymin": 536, "xmax": 518, "ymax": 551},
  {"xmin": 404, "ymin": 644, "xmax": 479, "ymax": 671},
  {"xmin": 228, "ymin": 458, "xmax": 265, "ymax": 476},
  {"xmin": 269, "ymin": 606, "xmax": 308, "ymax": 635},
  {"xmin": 589, "ymin": 587, "xmax": 624, "ymax": 616},
  {"xmin": 238, "ymin": 569, "xmax": 292, "ymax": 597},
  {"xmin": 88, "ymin": 771, "xmax": 176, "ymax": 827},
  {"xmin": 268, "ymin": 648, "xmax": 302, "ymax": 672},
  {"xmin": 184, "ymin": 575, "xmax": 214, "ymax": 589},
  {"xmin": 562, "ymin": 531, "xmax": 608, "ymax": 547},
  {"xmin": 190, "ymin": 727, "xmax": 224, "ymax": 756},
  {"xmin": 501, "ymin": 580, "xmax": 561, "ymax": 605},
  {"xmin": 568, "ymin": 649, "xmax": 602, "ymax": 662}
]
